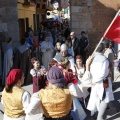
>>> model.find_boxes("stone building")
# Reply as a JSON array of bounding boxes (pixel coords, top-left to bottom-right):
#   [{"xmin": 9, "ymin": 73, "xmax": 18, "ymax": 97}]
[
  {"xmin": 0, "ymin": 0, "xmax": 52, "ymax": 43},
  {"xmin": 0, "ymin": 0, "xmax": 19, "ymax": 45},
  {"xmin": 70, "ymin": 0, "xmax": 120, "ymax": 53}
]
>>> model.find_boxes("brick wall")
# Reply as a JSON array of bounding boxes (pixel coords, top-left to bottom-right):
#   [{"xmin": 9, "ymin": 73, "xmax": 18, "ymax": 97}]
[{"xmin": 70, "ymin": 0, "xmax": 120, "ymax": 54}]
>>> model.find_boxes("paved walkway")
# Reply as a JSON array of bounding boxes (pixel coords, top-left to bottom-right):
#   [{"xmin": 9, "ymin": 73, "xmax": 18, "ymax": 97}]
[{"xmin": 0, "ymin": 65, "xmax": 120, "ymax": 120}]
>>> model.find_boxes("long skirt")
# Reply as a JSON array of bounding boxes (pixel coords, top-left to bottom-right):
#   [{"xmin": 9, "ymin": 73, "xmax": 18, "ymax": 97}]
[{"xmin": 42, "ymin": 50, "xmax": 53, "ymax": 71}]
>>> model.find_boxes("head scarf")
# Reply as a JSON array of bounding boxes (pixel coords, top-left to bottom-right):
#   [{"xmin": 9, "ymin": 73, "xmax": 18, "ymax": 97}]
[
  {"xmin": 6, "ymin": 69, "xmax": 23, "ymax": 86},
  {"xmin": 47, "ymin": 66, "xmax": 66, "ymax": 87},
  {"xmin": 61, "ymin": 44, "xmax": 68, "ymax": 51}
]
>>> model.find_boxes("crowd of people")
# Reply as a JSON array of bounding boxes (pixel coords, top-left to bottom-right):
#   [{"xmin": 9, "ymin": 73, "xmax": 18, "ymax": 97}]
[{"xmin": 0, "ymin": 19, "xmax": 118, "ymax": 120}]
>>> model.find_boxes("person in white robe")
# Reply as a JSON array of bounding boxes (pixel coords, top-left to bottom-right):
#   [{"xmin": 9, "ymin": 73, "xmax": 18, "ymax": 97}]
[
  {"xmin": 73, "ymin": 55, "xmax": 89, "ymax": 100},
  {"xmin": 81, "ymin": 43, "xmax": 114, "ymax": 120},
  {"xmin": 41, "ymin": 35, "xmax": 54, "ymax": 70}
]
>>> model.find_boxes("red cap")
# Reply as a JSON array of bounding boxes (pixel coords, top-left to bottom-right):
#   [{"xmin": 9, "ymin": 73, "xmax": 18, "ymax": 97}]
[{"xmin": 6, "ymin": 69, "xmax": 22, "ymax": 85}]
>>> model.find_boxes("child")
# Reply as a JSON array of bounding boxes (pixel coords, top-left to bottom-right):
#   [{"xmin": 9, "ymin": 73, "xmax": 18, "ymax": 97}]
[
  {"xmin": 74, "ymin": 55, "xmax": 85, "ymax": 83},
  {"xmin": 30, "ymin": 57, "xmax": 47, "ymax": 93}
]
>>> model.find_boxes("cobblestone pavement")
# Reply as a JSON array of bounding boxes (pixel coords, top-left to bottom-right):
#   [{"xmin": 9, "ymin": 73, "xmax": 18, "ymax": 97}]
[{"xmin": 0, "ymin": 66, "xmax": 120, "ymax": 120}]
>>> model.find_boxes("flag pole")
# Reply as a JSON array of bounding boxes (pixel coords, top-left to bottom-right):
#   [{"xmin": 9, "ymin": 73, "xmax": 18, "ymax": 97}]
[{"xmin": 92, "ymin": 9, "xmax": 120, "ymax": 56}]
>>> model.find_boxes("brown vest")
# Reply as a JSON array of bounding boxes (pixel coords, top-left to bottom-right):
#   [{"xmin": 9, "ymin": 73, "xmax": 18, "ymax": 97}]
[
  {"xmin": 2, "ymin": 87, "xmax": 25, "ymax": 118},
  {"xmin": 39, "ymin": 88, "xmax": 72, "ymax": 118}
]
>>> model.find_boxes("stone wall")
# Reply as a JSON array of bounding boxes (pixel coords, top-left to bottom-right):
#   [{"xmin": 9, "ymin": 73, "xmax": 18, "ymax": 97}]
[
  {"xmin": 70, "ymin": 0, "xmax": 120, "ymax": 54},
  {"xmin": 0, "ymin": 0, "xmax": 19, "ymax": 45}
]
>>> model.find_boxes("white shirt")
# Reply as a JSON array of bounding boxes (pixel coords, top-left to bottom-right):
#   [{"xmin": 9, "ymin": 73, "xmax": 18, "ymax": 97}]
[
  {"xmin": 25, "ymin": 69, "xmax": 92, "ymax": 115},
  {"xmin": 2, "ymin": 91, "xmax": 31, "ymax": 120}
]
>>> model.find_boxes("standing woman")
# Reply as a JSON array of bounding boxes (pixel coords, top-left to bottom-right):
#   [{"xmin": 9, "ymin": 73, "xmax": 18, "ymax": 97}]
[
  {"xmin": 2, "ymin": 37, "xmax": 13, "ymax": 86},
  {"xmin": 2, "ymin": 69, "xmax": 31, "ymax": 120},
  {"xmin": 74, "ymin": 55, "xmax": 89, "ymax": 102},
  {"xmin": 74, "ymin": 55, "xmax": 85, "ymax": 83},
  {"xmin": 41, "ymin": 34, "xmax": 54, "ymax": 70}
]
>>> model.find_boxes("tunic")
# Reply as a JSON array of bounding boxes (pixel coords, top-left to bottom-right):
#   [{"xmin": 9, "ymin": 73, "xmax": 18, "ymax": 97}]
[
  {"xmin": 2, "ymin": 44, "xmax": 13, "ymax": 85},
  {"xmin": 30, "ymin": 68, "xmax": 47, "ymax": 93},
  {"xmin": 73, "ymin": 65, "xmax": 89, "ymax": 98},
  {"xmin": 25, "ymin": 70, "xmax": 94, "ymax": 119},
  {"xmin": 73, "ymin": 65, "xmax": 85, "ymax": 83},
  {"xmin": 41, "ymin": 41, "xmax": 54, "ymax": 70},
  {"xmin": 13, "ymin": 45, "xmax": 32, "ymax": 85},
  {"xmin": 25, "ymin": 87, "xmax": 81, "ymax": 115},
  {"xmin": 85, "ymin": 52, "xmax": 114, "ymax": 116}
]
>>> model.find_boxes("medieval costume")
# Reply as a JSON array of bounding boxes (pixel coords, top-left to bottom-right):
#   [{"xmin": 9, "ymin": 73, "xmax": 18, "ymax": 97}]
[
  {"xmin": 41, "ymin": 40, "xmax": 54, "ymax": 70},
  {"xmin": 26, "ymin": 66, "xmax": 88, "ymax": 120},
  {"xmin": 81, "ymin": 52, "xmax": 114, "ymax": 120},
  {"xmin": 26, "ymin": 67, "xmax": 77, "ymax": 120},
  {"xmin": 2, "ymin": 69, "xmax": 31, "ymax": 120},
  {"xmin": 13, "ymin": 45, "xmax": 32, "ymax": 85},
  {"xmin": 54, "ymin": 44, "xmax": 75, "ymax": 71},
  {"xmin": 74, "ymin": 64, "xmax": 85, "ymax": 83},
  {"xmin": 73, "ymin": 64, "xmax": 89, "ymax": 99},
  {"xmin": 30, "ymin": 68, "xmax": 47, "ymax": 93},
  {"xmin": 2, "ymin": 43, "xmax": 13, "ymax": 85}
]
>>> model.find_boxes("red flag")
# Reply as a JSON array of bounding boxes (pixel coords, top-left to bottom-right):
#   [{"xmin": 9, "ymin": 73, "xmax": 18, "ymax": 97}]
[{"xmin": 104, "ymin": 16, "xmax": 120, "ymax": 44}]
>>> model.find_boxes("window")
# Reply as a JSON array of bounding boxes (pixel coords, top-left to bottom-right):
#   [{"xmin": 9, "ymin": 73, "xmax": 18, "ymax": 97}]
[
  {"xmin": 36, "ymin": 3, "xmax": 40, "ymax": 8},
  {"xmin": 42, "ymin": 4, "xmax": 46, "ymax": 9}
]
